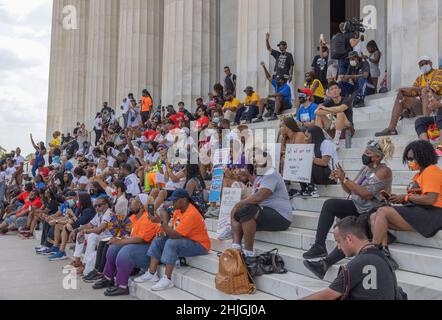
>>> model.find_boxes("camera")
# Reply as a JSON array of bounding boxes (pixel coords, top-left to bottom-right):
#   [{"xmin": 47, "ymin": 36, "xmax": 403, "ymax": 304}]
[{"xmin": 343, "ymin": 18, "xmax": 365, "ymax": 33}]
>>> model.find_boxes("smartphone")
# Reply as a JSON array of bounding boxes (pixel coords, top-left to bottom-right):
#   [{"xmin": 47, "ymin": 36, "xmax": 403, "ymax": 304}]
[
  {"xmin": 147, "ymin": 204, "xmax": 155, "ymax": 217},
  {"xmin": 380, "ymin": 191, "xmax": 391, "ymax": 200}
]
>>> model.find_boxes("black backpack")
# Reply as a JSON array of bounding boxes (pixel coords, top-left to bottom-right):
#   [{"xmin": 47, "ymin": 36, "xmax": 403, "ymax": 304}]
[
  {"xmin": 340, "ymin": 247, "xmax": 408, "ymax": 301},
  {"xmin": 331, "ymin": 33, "xmax": 348, "ymax": 60}
]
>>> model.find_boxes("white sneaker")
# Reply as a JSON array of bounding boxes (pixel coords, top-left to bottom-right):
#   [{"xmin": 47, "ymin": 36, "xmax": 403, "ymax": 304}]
[
  {"xmin": 218, "ymin": 227, "xmax": 232, "ymax": 241},
  {"xmin": 151, "ymin": 275, "xmax": 174, "ymax": 291},
  {"xmin": 134, "ymin": 271, "xmax": 159, "ymax": 283}
]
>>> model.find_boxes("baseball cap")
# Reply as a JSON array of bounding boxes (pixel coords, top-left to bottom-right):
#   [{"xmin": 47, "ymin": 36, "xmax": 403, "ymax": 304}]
[
  {"xmin": 298, "ymin": 88, "xmax": 313, "ymax": 97},
  {"xmin": 348, "ymin": 51, "xmax": 359, "ymax": 59},
  {"xmin": 167, "ymin": 189, "xmax": 190, "ymax": 201},
  {"xmin": 277, "ymin": 41, "xmax": 288, "ymax": 47},
  {"xmin": 243, "ymin": 86, "xmax": 254, "ymax": 93},
  {"xmin": 417, "ymin": 55, "xmax": 431, "ymax": 64}
]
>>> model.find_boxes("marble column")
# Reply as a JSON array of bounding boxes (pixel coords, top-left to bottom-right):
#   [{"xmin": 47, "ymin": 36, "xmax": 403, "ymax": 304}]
[
  {"xmin": 46, "ymin": 0, "xmax": 66, "ymax": 139},
  {"xmin": 161, "ymin": 0, "xmax": 219, "ymax": 109},
  {"xmin": 84, "ymin": 0, "xmax": 120, "ymax": 126},
  {"xmin": 387, "ymin": 0, "xmax": 441, "ymax": 89},
  {"xmin": 62, "ymin": 0, "xmax": 90, "ymax": 133},
  {"xmin": 236, "ymin": 0, "xmax": 313, "ymax": 101},
  {"xmin": 116, "ymin": 0, "xmax": 164, "ymax": 106},
  {"xmin": 219, "ymin": 0, "xmax": 238, "ymax": 81}
]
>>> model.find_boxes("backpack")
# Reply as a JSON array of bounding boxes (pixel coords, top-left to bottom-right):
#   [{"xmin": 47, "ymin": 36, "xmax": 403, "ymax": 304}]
[
  {"xmin": 215, "ymin": 249, "xmax": 256, "ymax": 295},
  {"xmin": 331, "ymin": 33, "xmax": 348, "ymax": 60},
  {"xmin": 340, "ymin": 247, "xmax": 408, "ymax": 301}
]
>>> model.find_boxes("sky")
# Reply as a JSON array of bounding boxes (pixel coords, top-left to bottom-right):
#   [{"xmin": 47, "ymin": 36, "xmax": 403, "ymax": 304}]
[{"xmin": 0, "ymin": 0, "xmax": 53, "ymax": 156}]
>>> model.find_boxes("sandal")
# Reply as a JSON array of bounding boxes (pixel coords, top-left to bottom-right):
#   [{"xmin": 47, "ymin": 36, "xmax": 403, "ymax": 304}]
[{"xmin": 375, "ymin": 128, "xmax": 398, "ymax": 137}]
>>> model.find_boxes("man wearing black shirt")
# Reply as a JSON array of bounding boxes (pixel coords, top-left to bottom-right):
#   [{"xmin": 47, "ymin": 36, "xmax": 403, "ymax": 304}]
[
  {"xmin": 303, "ymin": 217, "xmax": 397, "ymax": 300},
  {"xmin": 266, "ymin": 33, "xmax": 294, "ymax": 81},
  {"xmin": 340, "ymin": 51, "xmax": 375, "ymax": 106},
  {"xmin": 178, "ymin": 101, "xmax": 194, "ymax": 122},
  {"xmin": 312, "ymin": 46, "xmax": 329, "ymax": 88},
  {"xmin": 224, "ymin": 66, "xmax": 237, "ymax": 96},
  {"xmin": 315, "ymin": 81, "xmax": 353, "ymax": 148}
]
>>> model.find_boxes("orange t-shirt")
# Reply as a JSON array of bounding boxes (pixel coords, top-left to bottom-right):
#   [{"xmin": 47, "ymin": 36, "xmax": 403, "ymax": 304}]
[
  {"xmin": 410, "ymin": 165, "xmax": 442, "ymax": 208},
  {"xmin": 130, "ymin": 212, "xmax": 161, "ymax": 243},
  {"xmin": 141, "ymin": 96, "xmax": 153, "ymax": 112},
  {"xmin": 172, "ymin": 204, "xmax": 211, "ymax": 251}
]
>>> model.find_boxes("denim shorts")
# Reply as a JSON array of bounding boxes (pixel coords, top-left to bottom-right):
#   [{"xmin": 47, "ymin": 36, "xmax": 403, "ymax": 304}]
[{"xmin": 147, "ymin": 236, "xmax": 208, "ymax": 265}]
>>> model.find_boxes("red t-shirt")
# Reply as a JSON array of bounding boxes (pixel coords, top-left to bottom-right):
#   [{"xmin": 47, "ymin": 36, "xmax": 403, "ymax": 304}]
[
  {"xmin": 16, "ymin": 197, "xmax": 43, "ymax": 217},
  {"xmin": 195, "ymin": 116, "xmax": 209, "ymax": 131},
  {"xmin": 38, "ymin": 167, "xmax": 50, "ymax": 178},
  {"xmin": 169, "ymin": 112, "xmax": 186, "ymax": 127},
  {"xmin": 17, "ymin": 191, "xmax": 29, "ymax": 203},
  {"xmin": 144, "ymin": 129, "xmax": 159, "ymax": 141}
]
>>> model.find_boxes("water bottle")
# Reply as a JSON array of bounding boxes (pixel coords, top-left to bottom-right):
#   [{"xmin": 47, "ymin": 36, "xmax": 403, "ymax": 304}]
[{"xmin": 345, "ymin": 130, "xmax": 352, "ymax": 149}]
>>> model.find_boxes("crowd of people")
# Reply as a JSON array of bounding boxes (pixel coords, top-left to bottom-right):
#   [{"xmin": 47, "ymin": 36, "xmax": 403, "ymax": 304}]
[{"xmin": 0, "ymin": 22, "xmax": 442, "ymax": 300}]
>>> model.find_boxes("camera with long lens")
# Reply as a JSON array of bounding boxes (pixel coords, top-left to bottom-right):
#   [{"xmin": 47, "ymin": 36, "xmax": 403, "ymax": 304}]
[{"xmin": 343, "ymin": 18, "xmax": 365, "ymax": 33}]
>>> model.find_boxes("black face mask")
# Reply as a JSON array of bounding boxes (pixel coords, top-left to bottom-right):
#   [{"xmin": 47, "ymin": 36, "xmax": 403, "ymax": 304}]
[{"xmin": 362, "ymin": 154, "xmax": 373, "ymax": 166}]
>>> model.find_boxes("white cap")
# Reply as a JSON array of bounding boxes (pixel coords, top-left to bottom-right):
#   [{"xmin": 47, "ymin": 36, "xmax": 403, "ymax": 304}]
[
  {"xmin": 137, "ymin": 194, "xmax": 148, "ymax": 207},
  {"xmin": 417, "ymin": 55, "xmax": 431, "ymax": 64}
]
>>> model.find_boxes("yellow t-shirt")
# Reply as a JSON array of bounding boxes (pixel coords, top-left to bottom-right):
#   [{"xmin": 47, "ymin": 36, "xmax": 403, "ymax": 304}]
[
  {"xmin": 413, "ymin": 69, "xmax": 442, "ymax": 95},
  {"xmin": 305, "ymin": 79, "xmax": 325, "ymax": 99},
  {"xmin": 244, "ymin": 92, "xmax": 260, "ymax": 106},
  {"xmin": 223, "ymin": 98, "xmax": 241, "ymax": 111},
  {"xmin": 50, "ymin": 137, "xmax": 61, "ymax": 148}
]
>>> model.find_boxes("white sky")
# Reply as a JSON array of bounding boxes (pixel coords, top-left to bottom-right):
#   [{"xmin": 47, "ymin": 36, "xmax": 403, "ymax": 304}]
[{"xmin": 0, "ymin": 0, "xmax": 53, "ymax": 156}]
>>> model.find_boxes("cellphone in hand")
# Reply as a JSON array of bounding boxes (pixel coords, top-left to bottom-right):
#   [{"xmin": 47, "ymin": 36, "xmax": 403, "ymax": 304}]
[
  {"xmin": 380, "ymin": 191, "xmax": 391, "ymax": 201},
  {"xmin": 147, "ymin": 204, "xmax": 155, "ymax": 217}
]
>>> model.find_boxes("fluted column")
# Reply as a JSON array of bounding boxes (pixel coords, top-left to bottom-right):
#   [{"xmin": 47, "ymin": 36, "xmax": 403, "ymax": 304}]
[
  {"xmin": 62, "ymin": 0, "xmax": 89, "ymax": 133},
  {"xmin": 84, "ymin": 0, "xmax": 120, "ymax": 125},
  {"xmin": 116, "ymin": 0, "xmax": 164, "ymax": 106},
  {"xmin": 236, "ymin": 0, "xmax": 313, "ymax": 100},
  {"xmin": 387, "ymin": 0, "xmax": 441, "ymax": 89},
  {"xmin": 161, "ymin": 0, "xmax": 219, "ymax": 108},
  {"xmin": 47, "ymin": 0, "xmax": 66, "ymax": 140}
]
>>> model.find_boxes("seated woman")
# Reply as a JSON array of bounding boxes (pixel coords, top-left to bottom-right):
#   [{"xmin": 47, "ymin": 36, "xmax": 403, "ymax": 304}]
[
  {"xmin": 371, "ymin": 141, "xmax": 442, "ymax": 268},
  {"xmin": 303, "ymin": 138, "xmax": 395, "ymax": 279},
  {"xmin": 279, "ymin": 117, "xmax": 307, "ymax": 195},
  {"xmin": 149, "ymin": 146, "xmax": 187, "ymax": 212},
  {"xmin": 47, "ymin": 192, "xmax": 96, "ymax": 261},
  {"xmin": 34, "ymin": 189, "xmax": 60, "ymax": 252},
  {"xmin": 229, "ymin": 150, "xmax": 292, "ymax": 262},
  {"xmin": 299, "ymin": 126, "xmax": 339, "ymax": 198},
  {"xmin": 67, "ymin": 196, "xmax": 114, "ymax": 277},
  {"xmin": 93, "ymin": 194, "xmax": 161, "ymax": 296},
  {"xmin": 21, "ymin": 189, "xmax": 57, "ymax": 239},
  {"xmin": 134, "ymin": 189, "xmax": 210, "ymax": 291}
]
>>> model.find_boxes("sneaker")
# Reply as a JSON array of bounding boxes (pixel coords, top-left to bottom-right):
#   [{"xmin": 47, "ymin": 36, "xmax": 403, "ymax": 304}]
[
  {"xmin": 218, "ymin": 227, "xmax": 232, "ymax": 241},
  {"xmin": 43, "ymin": 246, "xmax": 60, "ymax": 256},
  {"xmin": 288, "ymin": 189, "xmax": 302, "ymax": 198},
  {"xmin": 253, "ymin": 116, "xmax": 264, "ymax": 123},
  {"xmin": 268, "ymin": 114, "xmax": 278, "ymax": 121},
  {"xmin": 63, "ymin": 260, "xmax": 82, "ymax": 270},
  {"xmin": 436, "ymin": 148, "xmax": 442, "ymax": 157},
  {"xmin": 151, "ymin": 276, "xmax": 174, "ymax": 291},
  {"xmin": 205, "ymin": 207, "xmax": 220, "ymax": 218},
  {"xmin": 375, "ymin": 128, "xmax": 398, "ymax": 137},
  {"xmin": 301, "ymin": 190, "xmax": 320, "ymax": 199},
  {"xmin": 83, "ymin": 270, "xmax": 103, "ymax": 283},
  {"xmin": 48, "ymin": 251, "xmax": 68, "ymax": 261},
  {"xmin": 93, "ymin": 277, "xmax": 114, "ymax": 290},
  {"xmin": 303, "ymin": 244, "xmax": 328, "ymax": 260},
  {"xmin": 35, "ymin": 245, "xmax": 47, "ymax": 251},
  {"xmin": 104, "ymin": 286, "xmax": 130, "ymax": 297},
  {"xmin": 37, "ymin": 247, "xmax": 55, "ymax": 255},
  {"xmin": 303, "ymin": 259, "xmax": 329, "ymax": 280},
  {"xmin": 263, "ymin": 111, "xmax": 273, "ymax": 118},
  {"xmin": 134, "ymin": 271, "xmax": 159, "ymax": 283}
]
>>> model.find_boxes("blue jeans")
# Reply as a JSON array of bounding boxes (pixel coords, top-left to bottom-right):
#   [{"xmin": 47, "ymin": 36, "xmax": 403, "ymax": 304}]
[
  {"xmin": 339, "ymin": 77, "xmax": 375, "ymax": 99},
  {"xmin": 0, "ymin": 182, "xmax": 4, "ymax": 210},
  {"xmin": 147, "ymin": 236, "xmax": 208, "ymax": 265},
  {"xmin": 234, "ymin": 105, "xmax": 259, "ymax": 124},
  {"xmin": 338, "ymin": 58, "xmax": 349, "ymax": 76},
  {"xmin": 103, "ymin": 244, "xmax": 151, "ymax": 287}
]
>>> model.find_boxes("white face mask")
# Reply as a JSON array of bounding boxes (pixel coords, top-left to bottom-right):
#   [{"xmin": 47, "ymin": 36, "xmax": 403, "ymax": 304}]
[
  {"xmin": 350, "ymin": 60, "xmax": 357, "ymax": 67},
  {"xmin": 420, "ymin": 64, "xmax": 432, "ymax": 74}
]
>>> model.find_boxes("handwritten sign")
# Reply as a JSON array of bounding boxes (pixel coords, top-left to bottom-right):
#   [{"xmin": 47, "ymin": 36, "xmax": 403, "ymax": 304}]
[
  {"xmin": 217, "ymin": 188, "xmax": 242, "ymax": 236},
  {"xmin": 209, "ymin": 167, "xmax": 224, "ymax": 203},
  {"xmin": 283, "ymin": 144, "xmax": 314, "ymax": 183}
]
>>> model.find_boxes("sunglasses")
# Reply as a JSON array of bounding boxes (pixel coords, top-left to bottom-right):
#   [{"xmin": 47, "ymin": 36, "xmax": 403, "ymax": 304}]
[{"xmin": 94, "ymin": 203, "xmax": 106, "ymax": 208}]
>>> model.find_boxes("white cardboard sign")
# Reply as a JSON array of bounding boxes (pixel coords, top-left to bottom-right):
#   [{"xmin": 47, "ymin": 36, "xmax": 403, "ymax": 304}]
[{"xmin": 283, "ymin": 144, "xmax": 314, "ymax": 183}]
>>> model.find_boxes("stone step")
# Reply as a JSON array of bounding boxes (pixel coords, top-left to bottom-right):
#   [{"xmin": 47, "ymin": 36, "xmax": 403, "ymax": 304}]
[
  {"xmin": 339, "ymin": 134, "xmax": 417, "ymax": 150},
  {"xmin": 207, "ymin": 232, "xmax": 442, "ymax": 300},
  {"xmin": 150, "ymin": 264, "xmax": 280, "ymax": 300},
  {"xmin": 206, "ymin": 223, "xmax": 442, "ymax": 279},
  {"xmin": 338, "ymin": 146, "xmax": 407, "ymax": 160},
  {"xmin": 129, "ymin": 280, "xmax": 201, "ymax": 300},
  {"xmin": 351, "ymin": 118, "xmax": 415, "ymax": 131},
  {"xmin": 187, "ymin": 252, "xmax": 328, "ymax": 300}
]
